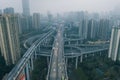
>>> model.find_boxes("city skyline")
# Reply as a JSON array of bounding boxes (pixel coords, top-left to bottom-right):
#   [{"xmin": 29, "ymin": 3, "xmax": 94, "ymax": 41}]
[
  {"xmin": 0, "ymin": 0, "xmax": 120, "ymax": 14},
  {"xmin": 0, "ymin": 0, "xmax": 120, "ymax": 80}
]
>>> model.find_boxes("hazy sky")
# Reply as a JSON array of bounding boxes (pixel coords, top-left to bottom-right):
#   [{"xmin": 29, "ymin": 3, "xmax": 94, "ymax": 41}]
[{"xmin": 0, "ymin": 0, "xmax": 120, "ymax": 14}]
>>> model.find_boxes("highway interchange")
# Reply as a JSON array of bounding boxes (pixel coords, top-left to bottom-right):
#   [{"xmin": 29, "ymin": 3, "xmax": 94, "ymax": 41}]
[{"xmin": 6, "ymin": 24, "xmax": 109, "ymax": 80}]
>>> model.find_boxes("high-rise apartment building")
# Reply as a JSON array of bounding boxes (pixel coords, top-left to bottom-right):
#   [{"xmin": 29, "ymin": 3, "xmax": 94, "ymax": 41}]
[
  {"xmin": 98, "ymin": 19, "xmax": 110, "ymax": 40},
  {"xmin": 79, "ymin": 19, "xmax": 88, "ymax": 39},
  {"xmin": 87, "ymin": 19, "xmax": 99, "ymax": 40},
  {"xmin": 33, "ymin": 13, "xmax": 40, "ymax": 30},
  {"xmin": 0, "ymin": 15, "xmax": 21, "ymax": 65},
  {"xmin": 87, "ymin": 19, "xmax": 95, "ymax": 39},
  {"xmin": 4, "ymin": 7, "xmax": 14, "ymax": 14},
  {"xmin": 20, "ymin": 16, "xmax": 30, "ymax": 33},
  {"xmin": 28, "ymin": 16, "xmax": 33, "ymax": 31},
  {"xmin": 22, "ymin": 0, "xmax": 30, "ymax": 16},
  {"xmin": 15, "ymin": 14, "xmax": 33, "ymax": 34},
  {"xmin": 108, "ymin": 26, "xmax": 120, "ymax": 61},
  {"xmin": 79, "ymin": 21, "xmax": 82, "ymax": 38},
  {"xmin": 15, "ymin": 14, "xmax": 23, "ymax": 35}
]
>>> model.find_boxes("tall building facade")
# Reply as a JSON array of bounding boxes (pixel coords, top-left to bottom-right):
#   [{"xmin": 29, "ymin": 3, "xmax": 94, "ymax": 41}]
[
  {"xmin": 108, "ymin": 27, "xmax": 120, "ymax": 61},
  {"xmin": 28, "ymin": 16, "xmax": 33, "ymax": 31},
  {"xmin": 4, "ymin": 7, "xmax": 14, "ymax": 14},
  {"xmin": 15, "ymin": 14, "xmax": 33, "ymax": 34},
  {"xmin": 98, "ymin": 19, "xmax": 110, "ymax": 40},
  {"xmin": 33, "ymin": 13, "xmax": 40, "ymax": 30},
  {"xmin": 79, "ymin": 21, "xmax": 83, "ymax": 38},
  {"xmin": 15, "ymin": 14, "xmax": 23, "ymax": 35},
  {"xmin": 87, "ymin": 19, "xmax": 97, "ymax": 39},
  {"xmin": 21, "ymin": 16, "xmax": 32, "ymax": 33},
  {"xmin": 22, "ymin": 0, "xmax": 30, "ymax": 16},
  {"xmin": 0, "ymin": 15, "xmax": 21, "ymax": 65},
  {"xmin": 79, "ymin": 19, "xmax": 88, "ymax": 39}
]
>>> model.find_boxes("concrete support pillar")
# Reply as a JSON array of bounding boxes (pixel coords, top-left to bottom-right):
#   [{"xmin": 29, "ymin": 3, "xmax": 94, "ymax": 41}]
[
  {"xmin": 80, "ymin": 55, "xmax": 83, "ymax": 63},
  {"xmin": 28, "ymin": 60, "xmax": 31, "ymax": 69},
  {"xmin": 47, "ymin": 57, "xmax": 50, "ymax": 65},
  {"xmin": 34, "ymin": 50, "xmax": 37, "ymax": 59},
  {"xmin": 45, "ymin": 40, "xmax": 47, "ymax": 46},
  {"xmin": 31, "ymin": 55, "xmax": 34, "ymax": 70},
  {"xmin": 75, "ymin": 57, "xmax": 78, "ymax": 69},
  {"xmin": 25, "ymin": 63, "xmax": 30, "ymax": 80},
  {"xmin": 39, "ymin": 45, "xmax": 41, "ymax": 52}
]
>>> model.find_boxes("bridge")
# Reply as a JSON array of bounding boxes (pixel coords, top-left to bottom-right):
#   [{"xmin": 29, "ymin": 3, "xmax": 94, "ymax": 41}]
[
  {"xmin": 47, "ymin": 25, "xmax": 68, "ymax": 80},
  {"xmin": 5, "ymin": 26, "xmax": 109, "ymax": 80}
]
